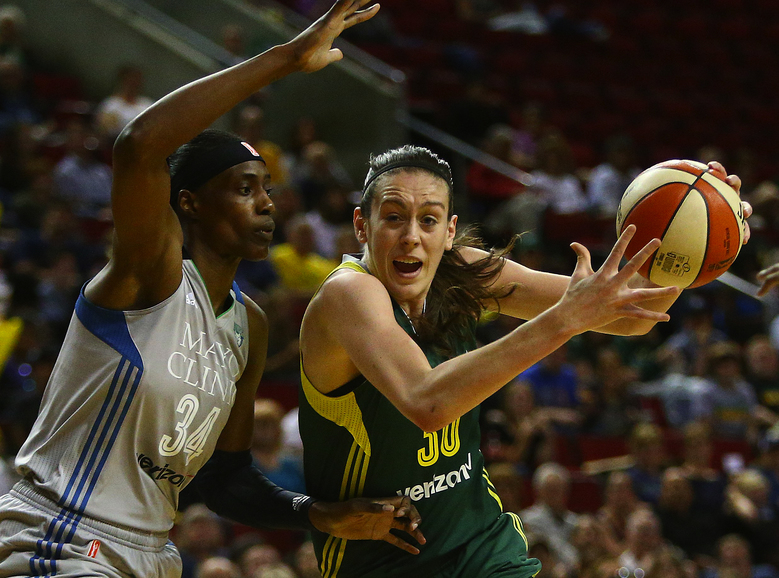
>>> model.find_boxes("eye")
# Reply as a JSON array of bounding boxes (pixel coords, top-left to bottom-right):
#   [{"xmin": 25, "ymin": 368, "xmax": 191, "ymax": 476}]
[
  {"xmin": 240, "ymin": 186, "xmax": 252, "ymax": 196},
  {"xmin": 264, "ymin": 187, "xmax": 274, "ymax": 196},
  {"xmin": 385, "ymin": 213, "xmax": 402, "ymax": 223},
  {"xmin": 422, "ymin": 216, "xmax": 438, "ymax": 226}
]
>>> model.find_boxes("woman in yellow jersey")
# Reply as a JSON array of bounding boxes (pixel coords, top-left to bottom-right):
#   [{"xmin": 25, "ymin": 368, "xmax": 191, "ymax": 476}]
[{"xmin": 298, "ymin": 145, "xmax": 749, "ymax": 577}]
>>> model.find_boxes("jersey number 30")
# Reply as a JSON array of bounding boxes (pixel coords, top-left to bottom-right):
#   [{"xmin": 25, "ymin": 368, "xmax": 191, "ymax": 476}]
[
  {"xmin": 159, "ymin": 394, "xmax": 221, "ymax": 465},
  {"xmin": 417, "ymin": 418, "xmax": 461, "ymax": 467}
]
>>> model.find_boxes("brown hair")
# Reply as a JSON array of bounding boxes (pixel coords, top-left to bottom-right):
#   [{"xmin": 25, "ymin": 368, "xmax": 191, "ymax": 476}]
[{"xmin": 361, "ymin": 145, "xmax": 515, "ymax": 356}]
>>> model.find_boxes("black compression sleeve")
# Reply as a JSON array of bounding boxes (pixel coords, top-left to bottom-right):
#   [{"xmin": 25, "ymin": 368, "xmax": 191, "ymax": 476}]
[{"xmin": 188, "ymin": 449, "xmax": 317, "ymax": 531}]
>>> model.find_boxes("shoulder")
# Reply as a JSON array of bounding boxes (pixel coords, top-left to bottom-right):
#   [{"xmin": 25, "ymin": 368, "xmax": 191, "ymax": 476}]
[
  {"xmin": 317, "ymin": 267, "xmax": 391, "ymax": 308},
  {"xmin": 242, "ymin": 293, "xmax": 269, "ymax": 347}
]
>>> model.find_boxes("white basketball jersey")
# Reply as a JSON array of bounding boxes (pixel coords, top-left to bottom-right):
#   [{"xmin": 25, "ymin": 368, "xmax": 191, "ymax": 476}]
[{"xmin": 15, "ymin": 260, "xmax": 250, "ymax": 534}]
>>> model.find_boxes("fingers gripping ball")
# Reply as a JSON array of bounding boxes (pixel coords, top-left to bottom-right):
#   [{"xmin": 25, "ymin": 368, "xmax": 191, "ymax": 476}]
[{"xmin": 616, "ymin": 159, "xmax": 746, "ymax": 288}]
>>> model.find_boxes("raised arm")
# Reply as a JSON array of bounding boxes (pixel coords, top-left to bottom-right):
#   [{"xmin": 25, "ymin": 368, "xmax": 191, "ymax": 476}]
[
  {"xmin": 87, "ymin": 0, "xmax": 379, "ymax": 310},
  {"xmin": 309, "ymin": 226, "xmax": 678, "ymax": 432}
]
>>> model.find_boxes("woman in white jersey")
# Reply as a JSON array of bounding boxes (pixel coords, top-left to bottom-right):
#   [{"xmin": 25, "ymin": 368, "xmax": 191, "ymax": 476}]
[{"xmin": 0, "ymin": 2, "xmax": 423, "ymax": 577}]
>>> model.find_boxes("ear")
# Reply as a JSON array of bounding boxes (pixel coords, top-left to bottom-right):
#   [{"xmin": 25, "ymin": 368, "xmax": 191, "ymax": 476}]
[
  {"xmin": 445, "ymin": 214, "xmax": 458, "ymax": 251},
  {"xmin": 354, "ymin": 206, "xmax": 368, "ymax": 244},
  {"xmin": 178, "ymin": 189, "xmax": 198, "ymax": 219}
]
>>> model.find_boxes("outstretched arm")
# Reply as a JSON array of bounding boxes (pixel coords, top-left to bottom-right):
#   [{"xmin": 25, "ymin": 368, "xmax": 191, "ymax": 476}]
[
  {"xmin": 313, "ymin": 226, "xmax": 678, "ymax": 432},
  {"xmin": 89, "ymin": 0, "xmax": 380, "ymax": 311}
]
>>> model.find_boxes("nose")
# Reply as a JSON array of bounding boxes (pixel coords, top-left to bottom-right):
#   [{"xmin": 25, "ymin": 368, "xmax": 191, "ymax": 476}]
[
  {"xmin": 400, "ymin": 220, "xmax": 420, "ymax": 247},
  {"xmin": 257, "ymin": 190, "xmax": 275, "ymax": 216}
]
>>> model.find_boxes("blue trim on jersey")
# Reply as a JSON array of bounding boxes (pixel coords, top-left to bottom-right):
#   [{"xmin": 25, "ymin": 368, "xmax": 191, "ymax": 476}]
[
  {"xmin": 232, "ymin": 281, "xmax": 245, "ymax": 305},
  {"xmin": 28, "ymin": 297, "xmax": 145, "ymax": 576},
  {"xmin": 74, "ymin": 291, "xmax": 144, "ymax": 368}
]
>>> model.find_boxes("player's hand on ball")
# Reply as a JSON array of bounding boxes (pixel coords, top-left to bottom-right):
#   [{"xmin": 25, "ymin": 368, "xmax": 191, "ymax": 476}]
[
  {"xmin": 757, "ymin": 264, "xmax": 779, "ymax": 297},
  {"xmin": 559, "ymin": 225, "xmax": 680, "ymax": 334},
  {"xmin": 308, "ymin": 496, "xmax": 425, "ymax": 554},
  {"xmin": 708, "ymin": 160, "xmax": 752, "ymax": 244}
]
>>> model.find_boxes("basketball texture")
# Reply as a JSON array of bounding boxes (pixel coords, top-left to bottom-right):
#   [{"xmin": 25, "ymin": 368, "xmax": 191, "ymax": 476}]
[{"xmin": 616, "ymin": 159, "xmax": 746, "ymax": 289}]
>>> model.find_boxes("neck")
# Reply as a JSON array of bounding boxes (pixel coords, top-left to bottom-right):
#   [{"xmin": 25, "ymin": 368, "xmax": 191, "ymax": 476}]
[{"xmin": 185, "ymin": 238, "xmax": 241, "ymax": 315}]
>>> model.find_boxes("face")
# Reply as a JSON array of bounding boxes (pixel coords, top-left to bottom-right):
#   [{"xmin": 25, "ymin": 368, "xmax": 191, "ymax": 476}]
[
  {"xmin": 182, "ymin": 160, "xmax": 274, "ymax": 261},
  {"xmin": 355, "ymin": 171, "xmax": 456, "ymax": 312}
]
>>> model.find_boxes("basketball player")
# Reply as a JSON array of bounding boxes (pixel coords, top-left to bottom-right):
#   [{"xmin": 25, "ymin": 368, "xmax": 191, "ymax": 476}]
[
  {"xmin": 0, "ymin": 3, "xmax": 424, "ymax": 577},
  {"xmin": 298, "ymin": 145, "xmax": 749, "ymax": 577}
]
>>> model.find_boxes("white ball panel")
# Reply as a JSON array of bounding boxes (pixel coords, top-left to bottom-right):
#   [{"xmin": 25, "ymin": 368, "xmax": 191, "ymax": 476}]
[
  {"xmin": 648, "ymin": 191, "xmax": 709, "ymax": 288},
  {"xmin": 617, "ymin": 168, "xmax": 697, "ymax": 231}
]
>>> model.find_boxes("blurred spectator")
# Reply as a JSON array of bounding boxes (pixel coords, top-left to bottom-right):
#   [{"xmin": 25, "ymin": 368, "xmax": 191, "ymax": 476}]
[
  {"xmin": 530, "ymin": 133, "xmax": 588, "ymax": 214},
  {"xmin": 234, "ymin": 105, "xmax": 288, "ymax": 186},
  {"xmin": 291, "ymin": 141, "xmax": 352, "ymax": 212},
  {"xmin": 499, "ymin": 378, "xmax": 555, "ymax": 470},
  {"xmin": 236, "ymin": 542, "xmax": 282, "ymax": 578},
  {"xmin": 52, "ymin": 120, "xmax": 112, "ymax": 219},
  {"xmin": 511, "ymin": 101, "xmax": 548, "ymax": 169},
  {"xmin": 293, "ymin": 541, "xmax": 321, "ymax": 578},
  {"xmin": 757, "ymin": 429, "xmax": 779, "ymax": 508},
  {"xmin": 0, "ymin": 5, "xmax": 29, "ymax": 67},
  {"xmin": 617, "ymin": 509, "xmax": 664, "ymax": 575},
  {"xmin": 281, "ymin": 116, "xmax": 317, "ymax": 180},
  {"xmin": 679, "ymin": 421, "xmax": 727, "ymax": 512},
  {"xmin": 466, "ymin": 124, "xmax": 526, "ymax": 219},
  {"xmin": 485, "ymin": 461, "xmax": 524, "ymax": 513},
  {"xmin": 656, "ymin": 467, "xmax": 722, "ymax": 559},
  {"xmin": 645, "ymin": 546, "xmax": 693, "ymax": 578},
  {"xmin": 196, "ymin": 557, "xmax": 241, "ymax": 578},
  {"xmin": 587, "ymin": 134, "xmax": 640, "ymax": 217},
  {"xmin": 175, "ymin": 504, "xmax": 230, "ymax": 578},
  {"xmin": 661, "ymin": 294, "xmax": 727, "ymax": 376},
  {"xmin": 251, "ymin": 398, "xmax": 305, "ymax": 494},
  {"xmin": 744, "ymin": 335, "xmax": 779, "ymax": 416},
  {"xmin": 304, "ymin": 185, "xmax": 354, "ymax": 259},
  {"xmin": 526, "ymin": 534, "xmax": 567, "ymax": 578},
  {"xmin": 221, "ymin": 24, "xmax": 246, "ymax": 63},
  {"xmin": 263, "ymin": 184, "xmax": 302, "ymax": 246},
  {"xmin": 268, "ymin": 215, "xmax": 337, "ymax": 294},
  {"xmin": 697, "ymin": 341, "xmax": 766, "ymax": 441},
  {"xmin": 571, "ymin": 514, "xmax": 621, "ymax": 578},
  {"xmin": 625, "ymin": 422, "xmax": 666, "ymax": 506},
  {"xmin": 701, "ymin": 534, "xmax": 779, "ymax": 578},
  {"xmin": 636, "ymin": 347, "xmax": 709, "ymax": 430},
  {"xmin": 723, "ymin": 469, "xmax": 779, "ymax": 568},
  {"xmin": 252, "ymin": 563, "xmax": 297, "ymax": 578},
  {"xmin": 581, "ymin": 347, "xmax": 640, "ymax": 436},
  {"xmin": 0, "ymin": 56, "xmax": 36, "ymax": 135},
  {"xmin": 520, "ymin": 462, "xmax": 579, "ymax": 571},
  {"xmin": 95, "ymin": 65, "xmax": 153, "ymax": 140},
  {"xmin": 518, "ymin": 345, "xmax": 582, "ymax": 433},
  {"xmin": 596, "ymin": 471, "xmax": 648, "ymax": 550}
]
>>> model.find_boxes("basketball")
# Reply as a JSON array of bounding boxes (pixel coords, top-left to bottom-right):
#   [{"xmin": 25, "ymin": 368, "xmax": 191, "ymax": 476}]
[{"xmin": 616, "ymin": 159, "xmax": 746, "ymax": 289}]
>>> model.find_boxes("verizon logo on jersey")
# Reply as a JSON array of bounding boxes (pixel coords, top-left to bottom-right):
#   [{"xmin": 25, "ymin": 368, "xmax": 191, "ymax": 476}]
[{"xmin": 396, "ymin": 453, "xmax": 473, "ymax": 502}]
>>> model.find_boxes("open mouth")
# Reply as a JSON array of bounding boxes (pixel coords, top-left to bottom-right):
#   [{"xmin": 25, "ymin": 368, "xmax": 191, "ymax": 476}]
[{"xmin": 393, "ymin": 259, "xmax": 422, "ymax": 274}]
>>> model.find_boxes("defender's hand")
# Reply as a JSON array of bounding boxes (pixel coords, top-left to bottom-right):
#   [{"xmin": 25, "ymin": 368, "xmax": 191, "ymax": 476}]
[
  {"xmin": 287, "ymin": 0, "xmax": 380, "ymax": 73},
  {"xmin": 309, "ymin": 496, "xmax": 425, "ymax": 554}
]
